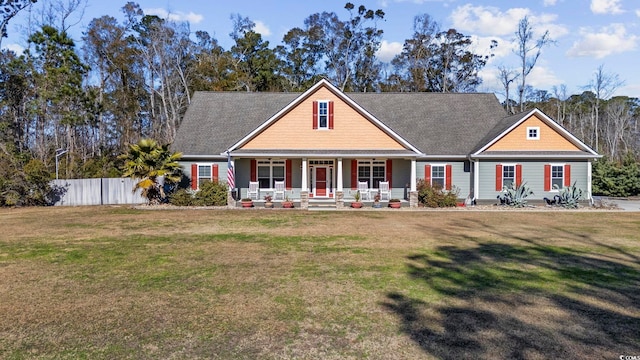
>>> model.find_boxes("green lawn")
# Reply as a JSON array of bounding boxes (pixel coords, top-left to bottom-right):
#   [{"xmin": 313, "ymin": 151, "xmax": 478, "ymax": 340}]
[{"xmin": 0, "ymin": 207, "xmax": 639, "ymax": 359}]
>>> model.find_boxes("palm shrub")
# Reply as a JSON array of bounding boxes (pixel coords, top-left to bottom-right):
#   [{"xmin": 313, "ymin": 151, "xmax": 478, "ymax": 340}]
[
  {"xmin": 119, "ymin": 139, "xmax": 183, "ymax": 204},
  {"xmin": 497, "ymin": 182, "xmax": 533, "ymax": 207},
  {"xmin": 417, "ymin": 179, "xmax": 459, "ymax": 207}
]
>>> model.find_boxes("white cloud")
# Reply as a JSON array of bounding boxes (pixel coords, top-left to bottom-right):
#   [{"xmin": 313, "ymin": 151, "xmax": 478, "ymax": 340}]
[
  {"xmin": 450, "ymin": 4, "xmax": 530, "ymax": 36},
  {"xmin": 143, "ymin": 8, "xmax": 204, "ymax": 24},
  {"xmin": 479, "ymin": 65, "xmax": 560, "ymax": 98},
  {"xmin": 590, "ymin": 0, "xmax": 624, "ymax": 14},
  {"xmin": 543, "ymin": 0, "xmax": 558, "ymax": 6},
  {"xmin": 2, "ymin": 43, "xmax": 25, "ymax": 55},
  {"xmin": 387, "ymin": 0, "xmax": 455, "ymax": 4},
  {"xmin": 566, "ymin": 23, "xmax": 637, "ymax": 58},
  {"xmin": 377, "ymin": 40, "xmax": 403, "ymax": 62},
  {"xmin": 636, "ymin": 9, "xmax": 640, "ymax": 17},
  {"xmin": 526, "ymin": 65, "xmax": 561, "ymax": 88},
  {"xmin": 254, "ymin": 21, "xmax": 272, "ymax": 37},
  {"xmin": 449, "ymin": 4, "xmax": 567, "ymax": 39}
]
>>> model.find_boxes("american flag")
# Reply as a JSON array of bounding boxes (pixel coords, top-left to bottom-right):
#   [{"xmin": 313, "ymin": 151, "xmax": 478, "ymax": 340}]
[{"xmin": 226, "ymin": 153, "xmax": 235, "ymax": 190}]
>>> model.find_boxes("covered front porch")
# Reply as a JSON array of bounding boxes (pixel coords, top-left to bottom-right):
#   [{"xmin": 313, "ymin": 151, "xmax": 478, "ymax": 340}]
[{"xmin": 229, "ymin": 152, "xmax": 419, "ymax": 209}]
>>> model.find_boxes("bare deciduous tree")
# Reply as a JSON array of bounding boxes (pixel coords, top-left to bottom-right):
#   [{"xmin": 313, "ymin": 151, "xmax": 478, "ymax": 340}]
[
  {"xmin": 584, "ymin": 64, "xmax": 624, "ymax": 152},
  {"xmin": 513, "ymin": 16, "xmax": 553, "ymax": 112}
]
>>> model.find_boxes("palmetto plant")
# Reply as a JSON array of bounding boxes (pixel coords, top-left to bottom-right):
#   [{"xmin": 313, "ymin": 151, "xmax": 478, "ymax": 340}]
[{"xmin": 120, "ymin": 139, "xmax": 182, "ymax": 204}]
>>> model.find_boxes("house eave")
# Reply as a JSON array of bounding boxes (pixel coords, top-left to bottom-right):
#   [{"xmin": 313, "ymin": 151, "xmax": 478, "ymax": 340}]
[
  {"xmin": 471, "ymin": 153, "xmax": 601, "ymax": 160},
  {"xmin": 228, "ymin": 149, "xmax": 419, "ymax": 158},
  {"xmin": 417, "ymin": 154, "xmax": 468, "ymax": 160},
  {"xmin": 180, "ymin": 154, "xmax": 227, "ymax": 160}
]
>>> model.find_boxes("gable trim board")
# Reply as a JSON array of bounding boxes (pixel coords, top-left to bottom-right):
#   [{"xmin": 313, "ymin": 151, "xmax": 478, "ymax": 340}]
[
  {"xmin": 472, "ymin": 109, "xmax": 599, "ymax": 157},
  {"xmin": 226, "ymin": 79, "xmax": 422, "ymax": 155},
  {"xmin": 174, "ymin": 79, "xmax": 600, "ymax": 204}
]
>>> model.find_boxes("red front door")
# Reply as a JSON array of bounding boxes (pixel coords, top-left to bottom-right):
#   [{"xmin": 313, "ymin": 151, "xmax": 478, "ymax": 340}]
[{"xmin": 315, "ymin": 167, "xmax": 327, "ymax": 197}]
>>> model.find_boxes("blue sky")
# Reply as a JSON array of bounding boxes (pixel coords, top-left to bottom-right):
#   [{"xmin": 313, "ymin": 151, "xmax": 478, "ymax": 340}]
[{"xmin": 3, "ymin": 0, "xmax": 639, "ymax": 99}]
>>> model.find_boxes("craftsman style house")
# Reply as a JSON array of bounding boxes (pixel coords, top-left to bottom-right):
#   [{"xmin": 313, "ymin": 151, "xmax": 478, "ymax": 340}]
[{"xmin": 173, "ymin": 79, "xmax": 599, "ymax": 208}]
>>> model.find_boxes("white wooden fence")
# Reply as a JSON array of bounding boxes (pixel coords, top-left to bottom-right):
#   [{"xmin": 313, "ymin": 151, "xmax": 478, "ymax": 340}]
[{"xmin": 50, "ymin": 178, "xmax": 145, "ymax": 206}]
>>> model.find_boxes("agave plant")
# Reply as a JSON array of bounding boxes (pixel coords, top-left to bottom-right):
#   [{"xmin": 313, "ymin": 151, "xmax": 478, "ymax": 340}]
[
  {"xmin": 497, "ymin": 182, "xmax": 534, "ymax": 208},
  {"xmin": 555, "ymin": 182, "xmax": 584, "ymax": 208}
]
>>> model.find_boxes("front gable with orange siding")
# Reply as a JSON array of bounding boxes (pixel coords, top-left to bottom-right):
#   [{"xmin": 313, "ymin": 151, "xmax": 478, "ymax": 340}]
[
  {"xmin": 486, "ymin": 112, "xmax": 580, "ymax": 152},
  {"xmin": 238, "ymin": 82, "xmax": 409, "ymax": 151}
]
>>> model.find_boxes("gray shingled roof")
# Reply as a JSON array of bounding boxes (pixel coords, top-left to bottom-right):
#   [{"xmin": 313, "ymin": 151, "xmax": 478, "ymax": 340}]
[
  {"xmin": 471, "ymin": 112, "xmax": 525, "ymax": 154},
  {"xmin": 347, "ymin": 92, "xmax": 506, "ymax": 155},
  {"xmin": 174, "ymin": 92, "xmax": 298, "ymax": 157},
  {"xmin": 173, "ymin": 90, "xmax": 508, "ymax": 157}
]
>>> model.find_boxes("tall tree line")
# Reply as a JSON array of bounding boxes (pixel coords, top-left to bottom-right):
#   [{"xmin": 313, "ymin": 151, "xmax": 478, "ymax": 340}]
[{"xmin": 0, "ymin": 0, "xmax": 639, "ymax": 187}]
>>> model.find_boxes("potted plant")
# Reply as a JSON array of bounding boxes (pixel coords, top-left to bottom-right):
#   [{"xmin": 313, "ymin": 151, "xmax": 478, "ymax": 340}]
[
  {"xmin": 388, "ymin": 198, "xmax": 401, "ymax": 209},
  {"xmin": 372, "ymin": 191, "xmax": 382, "ymax": 208},
  {"xmin": 351, "ymin": 190, "xmax": 363, "ymax": 208},
  {"xmin": 241, "ymin": 198, "xmax": 254, "ymax": 208},
  {"xmin": 282, "ymin": 195, "xmax": 294, "ymax": 208},
  {"xmin": 264, "ymin": 194, "xmax": 274, "ymax": 208}
]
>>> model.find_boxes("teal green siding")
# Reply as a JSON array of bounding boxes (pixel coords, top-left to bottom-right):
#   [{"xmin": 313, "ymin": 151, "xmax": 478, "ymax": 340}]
[
  {"xmin": 417, "ymin": 161, "xmax": 471, "ymax": 199},
  {"xmin": 478, "ymin": 160, "xmax": 590, "ymax": 200}
]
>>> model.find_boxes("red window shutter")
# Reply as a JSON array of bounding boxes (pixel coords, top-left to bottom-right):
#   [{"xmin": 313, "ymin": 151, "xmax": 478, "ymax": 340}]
[
  {"xmin": 445, "ymin": 164, "xmax": 452, "ymax": 190},
  {"xmin": 424, "ymin": 165, "xmax": 431, "ymax": 184},
  {"xmin": 250, "ymin": 159, "xmax": 257, "ymax": 182},
  {"xmin": 564, "ymin": 164, "xmax": 571, "ymax": 187},
  {"xmin": 312, "ymin": 101, "xmax": 318, "ymax": 129},
  {"xmin": 212, "ymin": 164, "xmax": 219, "ymax": 183},
  {"xmin": 386, "ymin": 159, "xmax": 392, "ymax": 187},
  {"xmin": 544, "ymin": 164, "xmax": 551, "ymax": 191},
  {"xmin": 516, "ymin": 164, "xmax": 522, "ymax": 187},
  {"xmin": 191, "ymin": 164, "xmax": 198, "ymax": 190},
  {"xmin": 351, "ymin": 159, "xmax": 357, "ymax": 189},
  {"xmin": 328, "ymin": 101, "xmax": 334, "ymax": 129},
  {"xmin": 495, "ymin": 164, "xmax": 503, "ymax": 191},
  {"xmin": 285, "ymin": 160, "xmax": 292, "ymax": 190}
]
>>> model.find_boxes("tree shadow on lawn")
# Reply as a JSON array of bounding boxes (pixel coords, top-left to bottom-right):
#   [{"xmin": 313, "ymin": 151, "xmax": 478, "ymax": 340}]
[{"xmin": 382, "ymin": 230, "xmax": 640, "ymax": 359}]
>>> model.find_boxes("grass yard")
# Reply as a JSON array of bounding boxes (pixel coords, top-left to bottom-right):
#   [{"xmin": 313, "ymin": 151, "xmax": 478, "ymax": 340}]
[{"xmin": 0, "ymin": 207, "xmax": 639, "ymax": 359}]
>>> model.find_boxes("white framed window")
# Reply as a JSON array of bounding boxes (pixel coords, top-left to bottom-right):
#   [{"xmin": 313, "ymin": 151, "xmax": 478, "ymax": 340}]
[
  {"xmin": 318, "ymin": 101, "xmax": 329, "ymax": 129},
  {"xmin": 358, "ymin": 160, "xmax": 386, "ymax": 188},
  {"xmin": 197, "ymin": 165, "xmax": 211, "ymax": 187},
  {"xmin": 551, "ymin": 164, "xmax": 564, "ymax": 190},
  {"xmin": 257, "ymin": 160, "xmax": 285, "ymax": 189},
  {"xmin": 431, "ymin": 165, "xmax": 446, "ymax": 189},
  {"xmin": 527, "ymin": 126, "xmax": 540, "ymax": 140},
  {"xmin": 502, "ymin": 164, "xmax": 515, "ymax": 189}
]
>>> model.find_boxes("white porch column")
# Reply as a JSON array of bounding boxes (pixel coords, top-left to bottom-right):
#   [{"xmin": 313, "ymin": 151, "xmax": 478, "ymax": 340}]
[
  {"xmin": 410, "ymin": 159, "xmax": 417, "ymax": 191},
  {"xmin": 337, "ymin": 158, "xmax": 343, "ymax": 191},
  {"xmin": 587, "ymin": 160, "xmax": 593, "ymax": 200},
  {"xmin": 473, "ymin": 159, "xmax": 480, "ymax": 201},
  {"xmin": 301, "ymin": 158, "xmax": 308, "ymax": 191}
]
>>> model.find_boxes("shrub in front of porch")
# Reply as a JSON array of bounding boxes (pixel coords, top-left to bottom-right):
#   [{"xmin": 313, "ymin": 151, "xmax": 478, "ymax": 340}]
[
  {"xmin": 417, "ymin": 179, "xmax": 458, "ymax": 207},
  {"xmin": 169, "ymin": 181, "xmax": 228, "ymax": 206}
]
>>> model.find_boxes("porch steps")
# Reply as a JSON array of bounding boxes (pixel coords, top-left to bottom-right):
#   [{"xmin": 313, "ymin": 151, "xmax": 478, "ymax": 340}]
[{"xmin": 307, "ymin": 199, "xmax": 337, "ymax": 211}]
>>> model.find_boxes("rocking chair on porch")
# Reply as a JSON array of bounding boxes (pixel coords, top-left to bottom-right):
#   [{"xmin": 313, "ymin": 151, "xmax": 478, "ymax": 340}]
[
  {"xmin": 247, "ymin": 181, "xmax": 260, "ymax": 200},
  {"xmin": 274, "ymin": 181, "xmax": 285, "ymax": 200},
  {"xmin": 379, "ymin": 181, "xmax": 391, "ymax": 200},
  {"xmin": 358, "ymin": 181, "xmax": 371, "ymax": 201}
]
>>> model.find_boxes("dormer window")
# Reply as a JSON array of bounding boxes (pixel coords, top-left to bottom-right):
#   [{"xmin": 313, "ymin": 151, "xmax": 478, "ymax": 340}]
[
  {"xmin": 312, "ymin": 100, "xmax": 334, "ymax": 130},
  {"xmin": 527, "ymin": 126, "xmax": 540, "ymax": 140}
]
